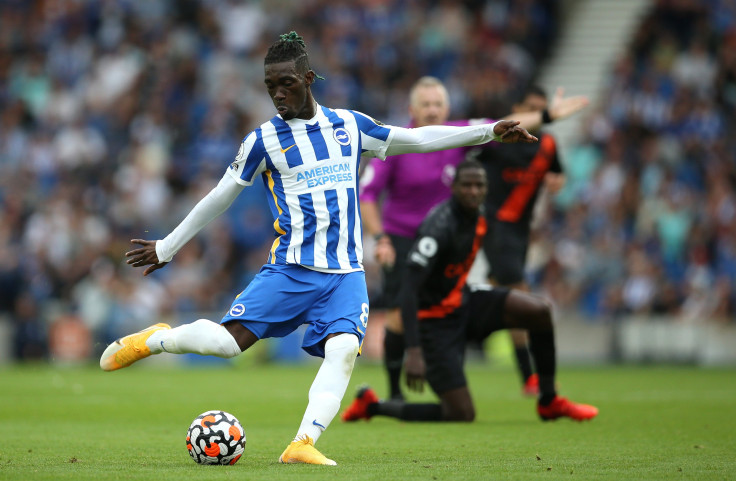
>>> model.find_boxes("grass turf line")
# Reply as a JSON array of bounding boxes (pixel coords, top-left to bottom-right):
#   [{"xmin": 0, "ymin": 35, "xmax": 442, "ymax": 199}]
[{"xmin": 0, "ymin": 363, "xmax": 734, "ymax": 480}]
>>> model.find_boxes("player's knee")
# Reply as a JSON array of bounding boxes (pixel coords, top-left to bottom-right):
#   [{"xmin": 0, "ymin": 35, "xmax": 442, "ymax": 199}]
[
  {"xmin": 222, "ymin": 320, "xmax": 258, "ymax": 352},
  {"xmin": 325, "ymin": 334, "xmax": 360, "ymax": 363},
  {"xmin": 441, "ymin": 397, "xmax": 476, "ymax": 422},
  {"xmin": 460, "ymin": 408, "xmax": 476, "ymax": 422},
  {"xmin": 526, "ymin": 296, "xmax": 553, "ymax": 331},
  {"xmin": 215, "ymin": 331, "xmax": 242, "ymax": 358},
  {"xmin": 444, "ymin": 405, "xmax": 475, "ymax": 422}
]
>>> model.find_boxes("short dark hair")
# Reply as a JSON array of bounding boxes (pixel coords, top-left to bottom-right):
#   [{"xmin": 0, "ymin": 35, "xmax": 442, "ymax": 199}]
[
  {"xmin": 264, "ymin": 31, "xmax": 311, "ymax": 75},
  {"xmin": 454, "ymin": 159, "xmax": 485, "ymax": 183}
]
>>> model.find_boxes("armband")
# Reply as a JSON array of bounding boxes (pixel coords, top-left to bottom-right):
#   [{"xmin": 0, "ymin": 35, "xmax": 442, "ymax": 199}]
[{"xmin": 542, "ymin": 109, "xmax": 553, "ymax": 124}]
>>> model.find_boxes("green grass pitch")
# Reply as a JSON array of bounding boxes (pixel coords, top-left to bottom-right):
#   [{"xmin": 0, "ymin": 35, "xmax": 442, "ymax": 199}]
[{"xmin": 0, "ymin": 360, "xmax": 734, "ymax": 481}]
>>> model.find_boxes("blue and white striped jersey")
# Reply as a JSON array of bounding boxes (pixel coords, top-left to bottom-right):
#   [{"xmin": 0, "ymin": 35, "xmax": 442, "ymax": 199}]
[{"xmin": 227, "ymin": 104, "xmax": 393, "ymax": 272}]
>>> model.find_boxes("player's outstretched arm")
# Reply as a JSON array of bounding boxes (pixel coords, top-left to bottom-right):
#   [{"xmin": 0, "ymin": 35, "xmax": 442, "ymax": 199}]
[
  {"xmin": 126, "ymin": 172, "xmax": 244, "ymax": 276},
  {"xmin": 126, "ymin": 239, "xmax": 168, "ymax": 276},
  {"xmin": 492, "ymin": 120, "xmax": 538, "ymax": 143},
  {"xmin": 548, "ymin": 87, "xmax": 589, "ymax": 121},
  {"xmin": 384, "ymin": 121, "xmax": 536, "ymax": 157},
  {"xmin": 502, "ymin": 87, "xmax": 589, "ymax": 130}
]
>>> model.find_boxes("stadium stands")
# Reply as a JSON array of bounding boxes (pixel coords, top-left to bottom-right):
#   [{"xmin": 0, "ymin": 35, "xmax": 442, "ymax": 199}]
[{"xmin": 0, "ymin": 0, "xmax": 732, "ymax": 363}]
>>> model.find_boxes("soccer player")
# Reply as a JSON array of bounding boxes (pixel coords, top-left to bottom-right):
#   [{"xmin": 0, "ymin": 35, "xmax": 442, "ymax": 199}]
[
  {"xmin": 99, "ymin": 32, "xmax": 537, "ymax": 466},
  {"xmin": 360, "ymin": 77, "xmax": 587, "ymax": 400},
  {"xmin": 477, "ymin": 85, "xmax": 566, "ymax": 395},
  {"xmin": 342, "ymin": 160, "xmax": 598, "ymax": 423}
]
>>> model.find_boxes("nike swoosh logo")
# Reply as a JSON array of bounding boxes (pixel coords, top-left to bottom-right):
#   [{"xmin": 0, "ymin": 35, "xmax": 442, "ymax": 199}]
[
  {"xmin": 312, "ymin": 419, "xmax": 326, "ymax": 430},
  {"xmin": 280, "ymin": 144, "xmax": 296, "ymax": 154}
]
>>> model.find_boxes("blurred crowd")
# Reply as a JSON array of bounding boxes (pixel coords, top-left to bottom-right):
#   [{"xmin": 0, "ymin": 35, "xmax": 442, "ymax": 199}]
[
  {"xmin": 530, "ymin": 0, "xmax": 736, "ymax": 324},
  {"xmin": 0, "ymin": 0, "xmax": 732, "ymax": 362},
  {"xmin": 0, "ymin": 0, "xmax": 556, "ymax": 360}
]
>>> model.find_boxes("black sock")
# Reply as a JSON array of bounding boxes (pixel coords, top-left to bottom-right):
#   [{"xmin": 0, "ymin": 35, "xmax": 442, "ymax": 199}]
[
  {"xmin": 383, "ymin": 329, "xmax": 405, "ymax": 399},
  {"xmin": 528, "ymin": 330, "xmax": 557, "ymax": 405},
  {"xmin": 369, "ymin": 400, "xmax": 443, "ymax": 421},
  {"xmin": 514, "ymin": 346, "xmax": 534, "ymax": 382}
]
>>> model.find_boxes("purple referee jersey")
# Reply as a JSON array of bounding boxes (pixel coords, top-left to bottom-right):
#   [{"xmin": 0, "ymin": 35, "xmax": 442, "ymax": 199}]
[{"xmin": 359, "ymin": 119, "xmax": 495, "ymax": 238}]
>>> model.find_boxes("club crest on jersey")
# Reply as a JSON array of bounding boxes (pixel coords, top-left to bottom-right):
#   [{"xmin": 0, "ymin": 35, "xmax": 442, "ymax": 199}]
[
  {"xmin": 229, "ymin": 304, "xmax": 245, "ymax": 317},
  {"xmin": 333, "ymin": 127, "xmax": 351, "ymax": 146}
]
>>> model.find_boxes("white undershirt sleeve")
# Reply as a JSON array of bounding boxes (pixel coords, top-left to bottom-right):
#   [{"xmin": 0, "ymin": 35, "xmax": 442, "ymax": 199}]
[
  {"xmin": 383, "ymin": 121, "xmax": 501, "ymax": 157},
  {"xmin": 155, "ymin": 172, "xmax": 245, "ymax": 263}
]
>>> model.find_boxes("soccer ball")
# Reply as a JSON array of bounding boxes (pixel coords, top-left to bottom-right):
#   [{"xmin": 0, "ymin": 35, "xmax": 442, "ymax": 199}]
[{"xmin": 186, "ymin": 410, "xmax": 246, "ymax": 465}]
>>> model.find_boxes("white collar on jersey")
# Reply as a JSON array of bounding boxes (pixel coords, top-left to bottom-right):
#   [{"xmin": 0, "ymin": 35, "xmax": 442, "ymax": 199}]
[{"xmin": 278, "ymin": 101, "xmax": 321, "ymax": 125}]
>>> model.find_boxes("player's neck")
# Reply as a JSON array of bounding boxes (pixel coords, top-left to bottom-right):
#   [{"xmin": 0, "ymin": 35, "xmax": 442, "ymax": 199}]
[
  {"xmin": 296, "ymin": 98, "xmax": 318, "ymax": 120},
  {"xmin": 451, "ymin": 197, "xmax": 480, "ymax": 220}
]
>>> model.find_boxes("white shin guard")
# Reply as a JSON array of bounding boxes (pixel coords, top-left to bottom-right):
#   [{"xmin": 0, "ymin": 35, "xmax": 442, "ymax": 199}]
[
  {"xmin": 147, "ymin": 319, "xmax": 241, "ymax": 358},
  {"xmin": 294, "ymin": 334, "xmax": 360, "ymax": 443}
]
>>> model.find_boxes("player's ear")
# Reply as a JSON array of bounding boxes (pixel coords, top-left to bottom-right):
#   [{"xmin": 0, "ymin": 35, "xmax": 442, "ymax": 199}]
[{"xmin": 304, "ymin": 70, "xmax": 315, "ymax": 86}]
